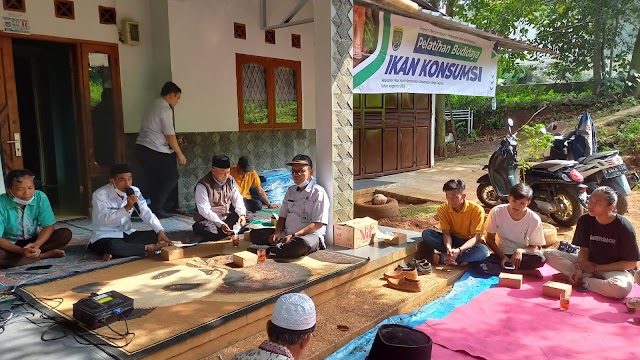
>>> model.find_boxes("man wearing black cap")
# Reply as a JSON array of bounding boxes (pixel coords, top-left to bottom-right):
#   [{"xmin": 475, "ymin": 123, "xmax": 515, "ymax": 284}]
[
  {"xmin": 249, "ymin": 154, "xmax": 330, "ymax": 258},
  {"xmin": 89, "ymin": 164, "xmax": 173, "ymax": 260},
  {"xmin": 193, "ymin": 155, "xmax": 253, "ymax": 241},
  {"xmin": 230, "ymin": 156, "xmax": 279, "ymax": 213}
]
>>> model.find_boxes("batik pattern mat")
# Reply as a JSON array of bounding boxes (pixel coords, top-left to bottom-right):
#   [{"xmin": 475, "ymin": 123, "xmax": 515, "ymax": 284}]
[
  {"xmin": 0, "ymin": 215, "xmax": 198, "ymax": 291},
  {"xmin": 16, "ymin": 243, "xmax": 368, "ymax": 359}
]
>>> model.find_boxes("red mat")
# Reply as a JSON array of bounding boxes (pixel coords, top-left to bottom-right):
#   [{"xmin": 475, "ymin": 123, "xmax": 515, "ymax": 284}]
[{"xmin": 417, "ymin": 266, "xmax": 640, "ymax": 360}]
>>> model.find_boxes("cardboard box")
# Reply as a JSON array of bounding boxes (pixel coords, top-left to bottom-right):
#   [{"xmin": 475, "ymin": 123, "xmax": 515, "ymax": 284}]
[
  {"xmin": 161, "ymin": 246, "xmax": 183, "ymax": 261},
  {"xmin": 498, "ymin": 272, "xmax": 523, "ymax": 289},
  {"xmin": 333, "ymin": 217, "xmax": 378, "ymax": 249},
  {"xmin": 385, "ymin": 232, "xmax": 407, "ymax": 245},
  {"xmin": 543, "ymin": 281, "xmax": 573, "ymax": 298},
  {"xmin": 233, "ymin": 251, "xmax": 258, "ymax": 267}
]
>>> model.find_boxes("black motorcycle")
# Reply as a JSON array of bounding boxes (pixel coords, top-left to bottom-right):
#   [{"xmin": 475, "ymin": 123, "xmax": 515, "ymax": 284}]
[{"xmin": 477, "ymin": 119, "xmax": 588, "ymax": 227}]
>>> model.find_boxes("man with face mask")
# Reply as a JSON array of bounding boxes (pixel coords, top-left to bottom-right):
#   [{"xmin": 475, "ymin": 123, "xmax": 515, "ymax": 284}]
[
  {"xmin": 249, "ymin": 155, "xmax": 330, "ymax": 258},
  {"xmin": 0, "ymin": 169, "xmax": 71, "ymax": 267},
  {"xmin": 89, "ymin": 164, "xmax": 173, "ymax": 260},
  {"xmin": 192, "ymin": 155, "xmax": 252, "ymax": 241}
]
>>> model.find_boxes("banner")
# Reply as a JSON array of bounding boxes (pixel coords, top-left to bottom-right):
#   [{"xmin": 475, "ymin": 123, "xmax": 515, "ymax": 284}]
[{"xmin": 353, "ymin": 6, "xmax": 498, "ymax": 97}]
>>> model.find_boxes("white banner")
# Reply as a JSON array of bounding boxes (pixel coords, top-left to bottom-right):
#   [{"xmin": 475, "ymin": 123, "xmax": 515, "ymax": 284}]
[{"xmin": 353, "ymin": 6, "xmax": 498, "ymax": 96}]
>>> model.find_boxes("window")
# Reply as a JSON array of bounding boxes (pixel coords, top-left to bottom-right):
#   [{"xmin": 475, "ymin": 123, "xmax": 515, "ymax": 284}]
[
  {"xmin": 291, "ymin": 34, "xmax": 301, "ymax": 48},
  {"xmin": 265, "ymin": 30, "xmax": 276, "ymax": 44},
  {"xmin": 3, "ymin": 0, "xmax": 26, "ymax": 12},
  {"xmin": 98, "ymin": 6, "xmax": 116, "ymax": 25},
  {"xmin": 234, "ymin": 22, "xmax": 246, "ymax": 40},
  {"xmin": 54, "ymin": 0, "xmax": 75, "ymax": 20},
  {"xmin": 236, "ymin": 54, "xmax": 302, "ymax": 131}
]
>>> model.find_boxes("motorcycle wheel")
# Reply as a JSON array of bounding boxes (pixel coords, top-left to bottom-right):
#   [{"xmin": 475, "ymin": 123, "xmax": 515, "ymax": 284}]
[
  {"xmin": 549, "ymin": 189, "xmax": 583, "ymax": 227},
  {"xmin": 616, "ymin": 195, "xmax": 628, "ymax": 215},
  {"xmin": 476, "ymin": 183, "xmax": 503, "ymax": 208}
]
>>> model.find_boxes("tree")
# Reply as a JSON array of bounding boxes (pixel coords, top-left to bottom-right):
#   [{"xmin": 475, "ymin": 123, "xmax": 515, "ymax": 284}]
[{"xmin": 623, "ymin": 26, "xmax": 640, "ymax": 98}]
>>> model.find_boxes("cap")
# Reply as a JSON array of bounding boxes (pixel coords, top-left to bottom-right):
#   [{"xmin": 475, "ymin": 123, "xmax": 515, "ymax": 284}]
[
  {"xmin": 286, "ymin": 154, "xmax": 313, "ymax": 168},
  {"xmin": 367, "ymin": 324, "xmax": 433, "ymax": 360},
  {"xmin": 271, "ymin": 293, "xmax": 316, "ymax": 331},
  {"xmin": 110, "ymin": 163, "xmax": 132, "ymax": 177},
  {"xmin": 238, "ymin": 156, "xmax": 253, "ymax": 173},
  {"xmin": 211, "ymin": 155, "xmax": 231, "ymax": 169}
]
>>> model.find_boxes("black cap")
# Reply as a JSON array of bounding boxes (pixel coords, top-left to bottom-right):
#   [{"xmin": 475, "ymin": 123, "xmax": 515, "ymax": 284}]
[
  {"xmin": 286, "ymin": 154, "xmax": 313, "ymax": 168},
  {"xmin": 367, "ymin": 324, "xmax": 433, "ymax": 360},
  {"xmin": 110, "ymin": 163, "xmax": 132, "ymax": 177},
  {"xmin": 211, "ymin": 155, "xmax": 231, "ymax": 169},
  {"xmin": 238, "ymin": 156, "xmax": 253, "ymax": 173}
]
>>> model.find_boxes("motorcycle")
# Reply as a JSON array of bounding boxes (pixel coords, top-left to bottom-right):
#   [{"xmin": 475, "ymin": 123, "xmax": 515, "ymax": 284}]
[
  {"xmin": 547, "ymin": 112, "xmax": 638, "ymax": 215},
  {"xmin": 477, "ymin": 119, "xmax": 588, "ymax": 227}
]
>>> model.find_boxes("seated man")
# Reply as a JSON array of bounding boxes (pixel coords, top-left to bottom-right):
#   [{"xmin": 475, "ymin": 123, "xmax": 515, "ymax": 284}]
[
  {"xmin": 193, "ymin": 155, "xmax": 253, "ymax": 241},
  {"xmin": 232, "ymin": 293, "xmax": 316, "ymax": 360},
  {"xmin": 230, "ymin": 156, "xmax": 279, "ymax": 213},
  {"xmin": 485, "ymin": 183, "xmax": 546, "ymax": 273},
  {"xmin": 250, "ymin": 155, "xmax": 329, "ymax": 258},
  {"xmin": 422, "ymin": 179, "xmax": 489, "ymax": 266},
  {"xmin": 89, "ymin": 164, "xmax": 172, "ymax": 260},
  {"xmin": 544, "ymin": 186, "xmax": 639, "ymax": 299},
  {"xmin": 0, "ymin": 169, "xmax": 71, "ymax": 267}
]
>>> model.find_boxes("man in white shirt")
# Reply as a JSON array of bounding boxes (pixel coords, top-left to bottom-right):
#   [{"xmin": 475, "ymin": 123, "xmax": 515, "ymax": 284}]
[
  {"xmin": 136, "ymin": 81, "xmax": 186, "ymax": 219},
  {"xmin": 89, "ymin": 164, "xmax": 173, "ymax": 260},
  {"xmin": 484, "ymin": 183, "xmax": 546, "ymax": 273},
  {"xmin": 193, "ymin": 155, "xmax": 253, "ymax": 241},
  {"xmin": 249, "ymin": 155, "xmax": 330, "ymax": 259}
]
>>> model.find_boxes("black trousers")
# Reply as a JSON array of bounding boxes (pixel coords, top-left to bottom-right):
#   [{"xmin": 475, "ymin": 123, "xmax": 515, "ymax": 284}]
[
  {"xmin": 88, "ymin": 230, "xmax": 158, "ymax": 258},
  {"xmin": 136, "ymin": 144, "xmax": 179, "ymax": 212},
  {"xmin": 244, "ymin": 198, "xmax": 263, "ymax": 213},
  {"xmin": 250, "ymin": 228, "xmax": 322, "ymax": 258},
  {"xmin": 486, "ymin": 252, "xmax": 546, "ymax": 271},
  {"xmin": 0, "ymin": 228, "xmax": 73, "ymax": 268},
  {"xmin": 192, "ymin": 210, "xmax": 254, "ymax": 242}
]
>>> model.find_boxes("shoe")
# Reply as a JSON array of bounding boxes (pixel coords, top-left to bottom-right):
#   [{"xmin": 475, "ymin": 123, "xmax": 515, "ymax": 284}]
[
  {"xmin": 409, "ymin": 259, "xmax": 433, "ymax": 275},
  {"xmin": 558, "ymin": 241, "xmax": 579, "ymax": 254},
  {"xmin": 383, "ymin": 267, "xmax": 418, "ymax": 280},
  {"xmin": 247, "ymin": 244, "xmax": 270, "ymax": 254},
  {"xmin": 154, "ymin": 210, "xmax": 172, "ymax": 219},
  {"xmin": 387, "ymin": 277, "xmax": 422, "ymax": 292}
]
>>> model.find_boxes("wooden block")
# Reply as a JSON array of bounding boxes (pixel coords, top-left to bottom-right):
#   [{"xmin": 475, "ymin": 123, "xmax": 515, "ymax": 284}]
[
  {"xmin": 161, "ymin": 246, "xmax": 183, "ymax": 261},
  {"xmin": 543, "ymin": 281, "xmax": 573, "ymax": 298},
  {"xmin": 390, "ymin": 232, "xmax": 407, "ymax": 245},
  {"xmin": 233, "ymin": 251, "xmax": 258, "ymax": 267},
  {"xmin": 498, "ymin": 273, "xmax": 523, "ymax": 289}
]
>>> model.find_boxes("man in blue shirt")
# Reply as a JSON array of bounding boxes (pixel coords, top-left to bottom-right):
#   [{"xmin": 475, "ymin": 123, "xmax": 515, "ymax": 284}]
[{"xmin": 0, "ymin": 169, "xmax": 71, "ymax": 267}]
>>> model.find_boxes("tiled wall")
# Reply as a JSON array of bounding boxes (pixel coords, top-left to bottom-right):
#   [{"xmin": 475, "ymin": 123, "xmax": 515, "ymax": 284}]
[{"xmin": 125, "ymin": 130, "xmax": 316, "ymax": 210}]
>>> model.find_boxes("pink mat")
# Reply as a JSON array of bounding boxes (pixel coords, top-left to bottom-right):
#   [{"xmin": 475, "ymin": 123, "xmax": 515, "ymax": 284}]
[{"xmin": 417, "ymin": 266, "xmax": 640, "ymax": 360}]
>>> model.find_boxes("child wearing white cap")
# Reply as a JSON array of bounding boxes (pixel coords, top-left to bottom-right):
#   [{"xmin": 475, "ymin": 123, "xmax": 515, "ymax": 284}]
[{"xmin": 232, "ymin": 293, "xmax": 316, "ymax": 360}]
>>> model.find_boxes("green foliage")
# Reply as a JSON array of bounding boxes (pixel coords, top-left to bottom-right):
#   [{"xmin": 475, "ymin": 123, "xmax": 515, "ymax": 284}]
[
  {"xmin": 399, "ymin": 204, "xmax": 439, "ymax": 218},
  {"xmin": 275, "ymin": 101, "xmax": 298, "ymax": 124},
  {"xmin": 90, "ymin": 81, "xmax": 103, "ymax": 108},
  {"xmin": 450, "ymin": 87, "xmax": 595, "ymax": 113},
  {"xmin": 243, "ymin": 100, "xmax": 269, "ymax": 124},
  {"xmin": 470, "ymin": 127, "xmax": 481, "ymax": 141},
  {"xmin": 614, "ymin": 121, "xmax": 640, "ymax": 152},
  {"xmin": 519, "ymin": 123, "xmax": 554, "ymax": 162},
  {"xmin": 486, "ymin": 115, "xmax": 504, "ymax": 130}
]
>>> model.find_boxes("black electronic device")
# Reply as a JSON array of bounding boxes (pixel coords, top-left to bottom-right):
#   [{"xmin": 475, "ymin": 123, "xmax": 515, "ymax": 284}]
[
  {"xmin": 73, "ymin": 291, "xmax": 134, "ymax": 329},
  {"xmin": 124, "ymin": 187, "xmax": 141, "ymax": 214}
]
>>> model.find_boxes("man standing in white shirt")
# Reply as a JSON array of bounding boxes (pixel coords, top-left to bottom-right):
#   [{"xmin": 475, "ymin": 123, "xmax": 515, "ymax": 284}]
[
  {"xmin": 484, "ymin": 183, "xmax": 546, "ymax": 273},
  {"xmin": 89, "ymin": 164, "xmax": 173, "ymax": 260},
  {"xmin": 193, "ymin": 155, "xmax": 253, "ymax": 241},
  {"xmin": 249, "ymin": 155, "xmax": 330, "ymax": 259},
  {"xmin": 136, "ymin": 82, "xmax": 186, "ymax": 219}
]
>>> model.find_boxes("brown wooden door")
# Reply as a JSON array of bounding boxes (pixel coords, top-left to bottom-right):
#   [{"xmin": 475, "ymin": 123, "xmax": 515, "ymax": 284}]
[
  {"xmin": 0, "ymin": 37, "xmax": 23, "ymax": 173},
  {"xmin": 78, "ymin": 43, "xmax": 124, "ymax": 200}
]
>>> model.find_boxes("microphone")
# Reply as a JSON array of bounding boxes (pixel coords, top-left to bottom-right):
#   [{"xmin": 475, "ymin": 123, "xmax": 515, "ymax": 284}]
[{"xmin": 124, "ymin": 187, "xmax": 140, "ymax": 214}]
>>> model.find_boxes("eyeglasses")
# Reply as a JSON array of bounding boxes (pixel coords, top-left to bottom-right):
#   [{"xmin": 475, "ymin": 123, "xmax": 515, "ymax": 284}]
[{"xmin": 291, "ymin": 169, "xmax": 308, "ymax": 175}]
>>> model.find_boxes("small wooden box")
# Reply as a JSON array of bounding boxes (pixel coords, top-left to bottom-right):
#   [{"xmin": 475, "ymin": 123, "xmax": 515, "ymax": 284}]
[
  {"xmin": 161, "ymin": 246, "xmax": 183, "ymax": 261},
  {"xmin": 233, "ymin": 251, "xmax": 258, "ymax": 267},
  {"xmin": 385, "ymin": 232, "xmax": 407, "ymax": 245},
  {"xmin": 543, "ymin": 281, "xmax": 573, "ymax": 298},
  {"xmin": 498, "ymin": 273, "xmax": 523, "ymax": 289}
]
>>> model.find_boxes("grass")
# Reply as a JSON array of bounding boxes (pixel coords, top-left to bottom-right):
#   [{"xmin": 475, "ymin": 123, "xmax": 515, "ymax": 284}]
[{"xmin": 399, "ymin": 203, "xmax": 439, "ymax": 218}]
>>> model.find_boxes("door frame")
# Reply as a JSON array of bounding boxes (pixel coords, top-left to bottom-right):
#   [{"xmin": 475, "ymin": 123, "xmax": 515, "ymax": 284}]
[{"xmin": 0, "ymin": 33, "xmax": 125, "ymax": 214}]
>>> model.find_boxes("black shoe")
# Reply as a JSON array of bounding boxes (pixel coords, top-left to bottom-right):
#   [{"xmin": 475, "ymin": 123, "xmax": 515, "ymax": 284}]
[
  {"xmin": 247, "ymin": 244, "xmax": 270, "ymax": 254},
  {"xmin": 409, "ymin": 259, "xmax": 433, "ymax": 275}
]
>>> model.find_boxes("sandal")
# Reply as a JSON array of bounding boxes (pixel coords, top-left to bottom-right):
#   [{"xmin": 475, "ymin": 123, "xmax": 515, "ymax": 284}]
[{"xmin": 409, "ymin": 259, "xmax": 433, "ymax": 275}]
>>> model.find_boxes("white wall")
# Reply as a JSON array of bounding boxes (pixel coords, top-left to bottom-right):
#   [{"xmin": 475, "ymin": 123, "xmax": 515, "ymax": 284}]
[
  {"xmin": 1, "ymin": 0, "xmax": 158, "ymax": 133},
  {"xmin": 167, "ymin": 0, "xmax": 316, "ymax": 132}
]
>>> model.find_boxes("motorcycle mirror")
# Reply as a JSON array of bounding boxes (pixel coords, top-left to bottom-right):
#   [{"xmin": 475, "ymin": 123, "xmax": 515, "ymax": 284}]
[
  {"xmin": 540, "ymin": 127, "xmax": 547, "ymax": 134},
  {"xmin": 507, "ymin": 118, "xmax": 514, "ymax": 127}
]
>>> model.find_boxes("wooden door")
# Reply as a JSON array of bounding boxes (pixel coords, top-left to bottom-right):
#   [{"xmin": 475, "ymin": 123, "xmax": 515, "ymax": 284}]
[
  {"xmin": 0, "ymin": 37, "xmax": 23, "ymax": 173},
  {"xmin": 78, "ymin": 43, "xmax": 124, "ymax": 201}
]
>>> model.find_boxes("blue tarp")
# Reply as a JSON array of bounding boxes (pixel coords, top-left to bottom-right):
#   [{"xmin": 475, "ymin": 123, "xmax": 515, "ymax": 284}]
[
  {"xmin": 253, "ymin": 168, "xmax": 316, "ymax": 205},
  {"xmin": 326, "ymin": 272, "xmax": 498, "ymax": 360}
]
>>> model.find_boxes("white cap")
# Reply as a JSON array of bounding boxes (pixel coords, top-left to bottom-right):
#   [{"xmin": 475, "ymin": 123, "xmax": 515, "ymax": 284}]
[{"xmin": 271, "ymin": 293, "xmax": 316, "ymax": 331}]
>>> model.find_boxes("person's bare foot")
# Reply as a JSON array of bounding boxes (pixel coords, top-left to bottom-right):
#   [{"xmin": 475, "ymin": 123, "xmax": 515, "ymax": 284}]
[
  {"xmin": 102, "ymin": 253, "xmax": 113, "ymax": 261},
  {"xmin": 433, "ymin": 253, "xmax": 441, "ymax": 265},
  {"xmin": 40, "ymin": 249, "xmax": 65, "ymax": 259}
]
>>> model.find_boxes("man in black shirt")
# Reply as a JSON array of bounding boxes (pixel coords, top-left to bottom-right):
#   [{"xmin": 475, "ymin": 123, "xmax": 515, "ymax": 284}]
[{"xmin": 544, "ymin": 186, "xmax": 639, "ymax": 299}]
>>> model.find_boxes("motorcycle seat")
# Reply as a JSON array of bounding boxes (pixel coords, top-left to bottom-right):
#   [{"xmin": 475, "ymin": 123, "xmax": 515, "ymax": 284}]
[
  {"xmin": 531, "ymin": 160, "xmax": 578, "ymax": 171},
  {"xmin": 579, "ymin": 150, "xmax": 619, "ymax": 164}
]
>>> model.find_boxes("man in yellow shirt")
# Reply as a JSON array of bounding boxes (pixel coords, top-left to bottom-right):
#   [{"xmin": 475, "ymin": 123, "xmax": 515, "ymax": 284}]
[
  {"xmin": 230, "ymin": 156, "xmax": 280, "ymax": 213},
  {"xmin": 422, "ymin": 179, "xmax": 489, "ymax": 266}
]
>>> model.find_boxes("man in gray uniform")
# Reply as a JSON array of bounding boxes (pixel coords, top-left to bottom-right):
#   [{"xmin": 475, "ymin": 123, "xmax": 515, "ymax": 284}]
[
  {"xmin": 250, "ymin": 155, "xmax": 330, "ymax": 258},
  {"xmin": 136, "ymin": 81, "xmax": 186, "ymax": 218}
]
